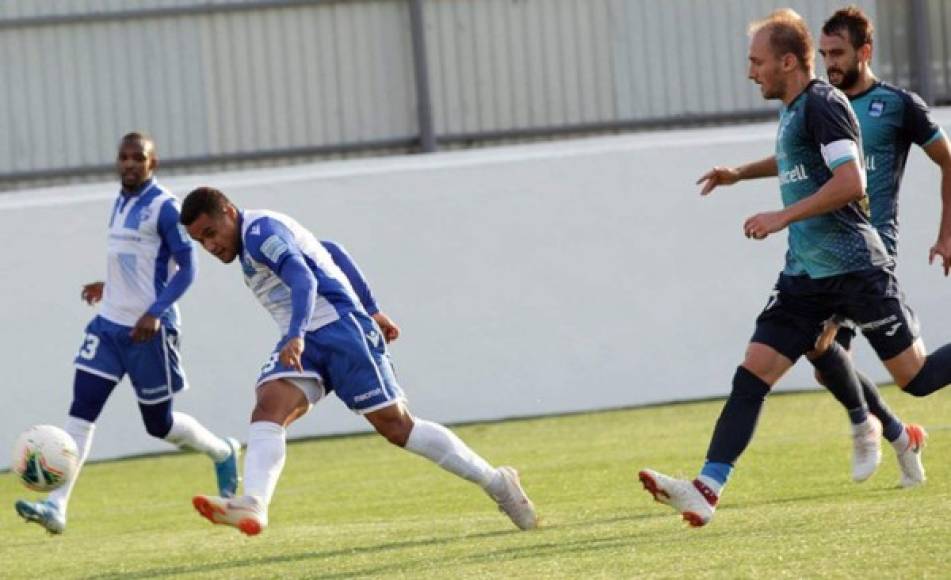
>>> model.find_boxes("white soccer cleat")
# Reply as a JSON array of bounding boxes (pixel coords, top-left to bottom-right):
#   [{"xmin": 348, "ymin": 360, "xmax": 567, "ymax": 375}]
[
  {"xmin": 192, "ymin": 495, "xmax": 267, "ymax": 536},
  {"xmin": 852, "ymin": 416, "xmax": 882, "ymax": 482},
  {"xmin": 895, "ymin": 424, "xmax": 927, "ymax": 488},
  {"xmin": 488, "ymin": 466, "xmax": 538, "ymax": 530},
  {"xmin": 638, "ymin": 469, "xmax": 717, "ymax": 528}
]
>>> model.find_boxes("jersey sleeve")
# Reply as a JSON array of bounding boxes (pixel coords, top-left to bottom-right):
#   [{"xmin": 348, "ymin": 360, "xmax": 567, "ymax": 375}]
[
  {"xmin": 148, "ymin": 200, "xmax": 197, "ymax": 318},
  {"xmin": 902, "ymin": 90, "xmax": 944, "ymax": 147},
  {"xmin": 807, "ymin": 88, "xmax": 863, "ymax": 171},
  {"xmin": 157, "ymin": 199, "xmax": 193, "ymax": 255},
  {"xmin": 320, "ymin": 240, "xmax": 380, "ymax": 315},
  {"xmin": 244, "ymin": 217, "xmax": 304, "ymax": 274}
]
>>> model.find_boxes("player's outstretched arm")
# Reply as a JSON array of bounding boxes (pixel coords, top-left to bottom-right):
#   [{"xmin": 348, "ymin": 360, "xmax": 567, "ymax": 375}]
[
  {"xmin": 743, "ymin": 160, "xmax": 863, "ymax": 240},
  {"xmin": 320, "ymin": 239, "xmax": 400, "ymax": 342},
  {"xmin": 924, "ymin": 135, "xmax": 951, "ymax": 275},
  {"xmin": 80, "ymin": 281, "xmax": 104, "ymax": 305},
  {"xmin": 697, "ymin": 156, "xmax": 777, "ymax": 196}
]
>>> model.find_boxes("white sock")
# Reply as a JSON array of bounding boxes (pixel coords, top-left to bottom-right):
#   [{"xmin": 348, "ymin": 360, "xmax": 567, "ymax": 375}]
[
  {"xmin": 404, "ymin": 418, "xmax": 500, "ymax": 492},
  {"xmin": 47, "ymin": 417, "xmax": 96, "ymax": 513},
  {"xmin": 164, "ymin": 412, "xmax": 231, "ymax": 462},
  {"xmin": 243, "ymin": 421, "xmax": 286, "ymax": 506}
]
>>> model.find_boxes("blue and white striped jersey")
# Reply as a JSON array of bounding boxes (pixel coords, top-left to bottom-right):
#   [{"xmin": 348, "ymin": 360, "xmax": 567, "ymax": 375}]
[
  {"xmin": 99, "ymin": 179, "xmax": 192, "ymax": 327},
  {"xmin": 238, "ymin": 209, "xmax": 363, "ymax": 337}
]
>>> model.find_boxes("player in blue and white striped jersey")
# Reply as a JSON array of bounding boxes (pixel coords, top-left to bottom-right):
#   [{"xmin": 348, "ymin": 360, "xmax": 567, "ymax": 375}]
[
  {"xmin": 180, "ymin": 187, "xmax": 537, "ymax": 535},
  {"xmin": 14, "ymin": 134, "xmax": 239, "ymax": 535}
]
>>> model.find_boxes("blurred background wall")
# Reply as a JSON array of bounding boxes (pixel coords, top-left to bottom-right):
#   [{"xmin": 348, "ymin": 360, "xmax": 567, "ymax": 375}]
[{"xmin": 1, "ymin": 109, "xmax": 948, "ymax": 468}]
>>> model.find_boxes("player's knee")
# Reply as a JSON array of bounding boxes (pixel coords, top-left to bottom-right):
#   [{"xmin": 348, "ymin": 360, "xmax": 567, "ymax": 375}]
[
  {"xmin": 142, "ymin": 411, "xmax": 173, "ymax": 438},
  {"xmin": 373, "ymin": 414, "xmax": 413, "ymax": 447}
]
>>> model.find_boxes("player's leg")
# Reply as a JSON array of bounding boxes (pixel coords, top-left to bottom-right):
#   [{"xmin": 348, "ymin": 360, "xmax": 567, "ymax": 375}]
[
  {"xmin": 137, "ymin": 399, "xmax": 239, "ymax": 495},
  {"xmin": 848, "ymin": 269, "xmax": 951, "ymax": 396},
  {"xmin": 15, "ymin": 369, "xmax": 118, "ymax": 534},
  {"xmin": 334, "ymin": 311, "xmax": 536, "ymax": 529},
  {"xmin": 17, "ymin": 318, "xmax": 124, "ymax": 534},
  {"xmin": 639, "ymin": 275, "xmax": 837, "ymax": 527},
  {"xmin": 812, "ymin": 323, "xmax": 925, "ymax": 486},
  {"xmin": 128, "ymin": 325, "xmax": 238, "ymax": 496},
  {"xmin": 807, "ymin": 323, "xmax": 883, "ymax": 481},
  {"xmin": 193, "ymin": 377, "xmax": 315, "ymax": 536}
]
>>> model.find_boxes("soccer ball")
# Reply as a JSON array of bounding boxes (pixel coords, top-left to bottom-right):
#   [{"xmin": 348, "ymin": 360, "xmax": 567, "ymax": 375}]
[{"xmin": 12, "ymin": 425, "xmax": 79, "ymax": 492}]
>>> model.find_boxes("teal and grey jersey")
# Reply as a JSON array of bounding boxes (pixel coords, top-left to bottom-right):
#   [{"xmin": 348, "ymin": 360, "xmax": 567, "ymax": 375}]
[
  {"xmin": 776, "ymin": 80, "xmax": 890, "ymax": 278},
  {"xmin": 850, "ymin": 81, "xmax": 945, "ymax": 257}
]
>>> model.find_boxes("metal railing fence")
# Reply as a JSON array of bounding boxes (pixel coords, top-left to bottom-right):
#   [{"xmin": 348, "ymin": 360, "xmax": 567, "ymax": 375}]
[{"xmin": 0, "ymin": 0, "xmax": 947, "ymax": 189}]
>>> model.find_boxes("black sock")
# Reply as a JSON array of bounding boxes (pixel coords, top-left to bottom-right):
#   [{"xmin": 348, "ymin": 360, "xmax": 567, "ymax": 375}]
[
  {"xmin": 905, "ymin": 343, "xmax": 951, "ymax": 397},
  {"xmin": 706, "ymin": 367, "xmax": 771, "ymax": 465},
  {"xmin": 810, "ymin": 343, "xmax": 868, "ymax": 423},
  {"xmin": 857, "ymin": 371, "xmax": 903, "ymax": 441}
]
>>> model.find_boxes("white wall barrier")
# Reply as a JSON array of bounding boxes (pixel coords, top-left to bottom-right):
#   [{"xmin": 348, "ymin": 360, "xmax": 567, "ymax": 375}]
[{"xmin": 2, "ymin": 111, "xmax": 950, "ymax": 468}]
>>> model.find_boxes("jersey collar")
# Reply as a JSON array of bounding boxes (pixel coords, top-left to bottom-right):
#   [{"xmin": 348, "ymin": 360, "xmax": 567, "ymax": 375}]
[
  {"xmin": 120, "ymin": 177, "xmax": 156, "ymax": 198},
  {"xmin": 846, "ymin": 79, "xmax": 881, "ymax": 101}
]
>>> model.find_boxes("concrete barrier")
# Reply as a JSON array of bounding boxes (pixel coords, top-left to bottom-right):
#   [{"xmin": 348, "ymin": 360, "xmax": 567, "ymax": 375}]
[{"xmin": 2, "ymin": 110, "xmax": 949, "ymax": 467}]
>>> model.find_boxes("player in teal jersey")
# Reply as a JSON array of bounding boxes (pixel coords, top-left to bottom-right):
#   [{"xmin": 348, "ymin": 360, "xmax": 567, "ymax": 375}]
[
  {"xmin": 810, "ymin": 5, "xmax": 951, "ymax": 487},
  {"xmin": 638, "ymin": 9, "xmax": 951, "ymax": 527}
]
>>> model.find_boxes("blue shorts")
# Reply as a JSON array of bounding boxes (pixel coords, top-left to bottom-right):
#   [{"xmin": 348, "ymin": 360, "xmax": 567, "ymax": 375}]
[
  {"xmin": 752, "ymin": 268, "xmax": 919, "ymax": 362},
  {"xmin": 73, "ymin": 316, "xmax": 188, "ymax": 405},
  {"xmin": 256, "ymin": 310, "xmax": 405, "ymax": 414}
]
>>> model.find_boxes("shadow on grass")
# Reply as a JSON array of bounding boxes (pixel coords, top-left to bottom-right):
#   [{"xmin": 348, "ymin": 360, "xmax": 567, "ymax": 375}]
[{"xmin": 85, "ymin": 514, "xmax": 652, "ymax": 579}]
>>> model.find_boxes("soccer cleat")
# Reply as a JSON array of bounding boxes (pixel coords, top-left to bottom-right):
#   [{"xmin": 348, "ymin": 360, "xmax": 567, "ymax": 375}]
[
  {"xmin": 895, "ymin": 424, "xmax": 927, "ymax": 488},
  {"xmin": 488, "ymin": 466, "xmax": 538, "ymax": 530},
  {"xmin": 192, "ymin": 495, "xmax": 267, "ymax": 536},
  {"xmin": 214, "ymin": 437, "xmax": 241, "ymax": 497},
  {"xmin": 638, "ymin": 469, "xmax": 717, "ymax": 528},
  {"xmin": 14, "ymin": 499, "xmax": 66, "ymax": 534},
  {"xmin": 852, "ymin": 417, "xmax": 882, "ymax": 482}
]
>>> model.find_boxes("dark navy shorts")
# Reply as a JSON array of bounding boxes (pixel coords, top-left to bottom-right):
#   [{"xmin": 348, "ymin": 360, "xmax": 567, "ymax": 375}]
[
  {"xmin": 73, "ymin": 316, "xmax": 188, "ymax": 405},
  {"xmin": 751, "ymin": 268, "xmax": 919, "ymax": 362}
]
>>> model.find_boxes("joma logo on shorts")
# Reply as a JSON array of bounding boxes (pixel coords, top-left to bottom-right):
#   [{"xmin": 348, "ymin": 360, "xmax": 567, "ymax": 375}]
[
  {"xmin": 354, "ymin": 388, "xmax": 383, "ymax": 403},
  {"xmin": 859, "ymin": 315, "xmax": 898, "ymax": 332}
]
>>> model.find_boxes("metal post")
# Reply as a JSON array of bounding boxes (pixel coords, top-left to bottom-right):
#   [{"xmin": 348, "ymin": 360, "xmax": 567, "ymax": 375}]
[
  {"xmin": 408, "ymin": 0, "xmax": 437, "ymax": 153},
  {"xmin": 911, "ymin": 0, "xmax": 934, "ymax": 104}
]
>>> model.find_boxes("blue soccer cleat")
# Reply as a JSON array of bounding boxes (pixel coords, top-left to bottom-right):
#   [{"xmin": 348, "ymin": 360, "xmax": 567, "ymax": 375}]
[
  {"xmin": 15, "ymin": 499, "xmax": 66, "ymax": 534},
  {"xmin": 215, "ymin": 437, "xmax": 241, "ymax": 497}
]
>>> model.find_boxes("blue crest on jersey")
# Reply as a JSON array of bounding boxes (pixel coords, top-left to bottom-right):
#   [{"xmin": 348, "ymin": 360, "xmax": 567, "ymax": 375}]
[{"xmin": 868, "ymin": 100, "xmax": 885, "ymax": 118}]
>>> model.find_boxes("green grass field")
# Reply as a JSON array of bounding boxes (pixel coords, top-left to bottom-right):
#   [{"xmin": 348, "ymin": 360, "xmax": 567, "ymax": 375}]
[{"xmin": 2, "ymin": 387, "xmax": 949, "ymax": 579}]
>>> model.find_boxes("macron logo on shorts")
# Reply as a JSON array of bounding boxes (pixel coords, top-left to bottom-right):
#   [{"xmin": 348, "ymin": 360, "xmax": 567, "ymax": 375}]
[
  {"xmin": 353, "ymin": 388, "xmax": 383, "ymax": 403},
  {"xmin": 261, "ymin": 235, "xmax": 289, "ymax": 263}
]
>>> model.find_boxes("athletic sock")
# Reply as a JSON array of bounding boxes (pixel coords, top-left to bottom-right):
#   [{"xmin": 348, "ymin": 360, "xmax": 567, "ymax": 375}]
[
  {"xmin": 890, "ymin": 427, "xmax": 911, "ymax": 452},
  {"xmin": 704, "ymin": 366, "xmax": 771, "ymax": 473},
  {"xmin": 904, "ymin": 343, "xmax": 951, "ymax": 397},
  {"xmin": 857, "ymin": 371, "xmax": 903, "ymax": 441},
  {"xmin": 164, "ymin": 412, "xmax": 231, "ymax": 462},
  {"xmin": 243, "ymin": 422, "xmax": 286, "ymax": 506},
  {"xmin": 810, "ymin": 343, "xmax": 868, "ymax": 424},
  {"xmin": 404, "ymin": 418, "xmax": 501, "ymax": 493},
  {"xmin": 46, "ymin": 416, "xmax": 95, "ymax": 513},
  {"xmin": 698, "ymin": 464, "xmax": 730, "ymax": 495}
]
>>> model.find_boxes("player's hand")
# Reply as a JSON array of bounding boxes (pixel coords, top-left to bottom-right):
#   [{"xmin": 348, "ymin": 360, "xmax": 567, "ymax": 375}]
[
  {"xmin": 280, "ymin": 337, "xmax": 305, "ymax": 372},
  {"xmin": 372, "ymin": 312, "xmax": 401, "ymax": 343},
  {"xmin": 743, "ymin": 211, "xmax": 788, "ymax": 240},
  {"xmin": 697, "ymin": 166, "xmax": 740, "ymax": 196},
  {"xmin": 81, "ymin": 282, "xmax": 105, "ymax": 305},
  {"xmin": 928, "ymin": 237, "xmax": 951, "ymax": 276},
  {"xmin": 130, "ymin": 314, "xmax": 160, "ymax": 343}
]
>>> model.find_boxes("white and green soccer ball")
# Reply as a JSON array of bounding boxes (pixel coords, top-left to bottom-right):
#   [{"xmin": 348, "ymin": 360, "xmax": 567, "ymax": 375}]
[{"xmin": 12, "ymin": 425, "xmax": 79, "ymax": 492}]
